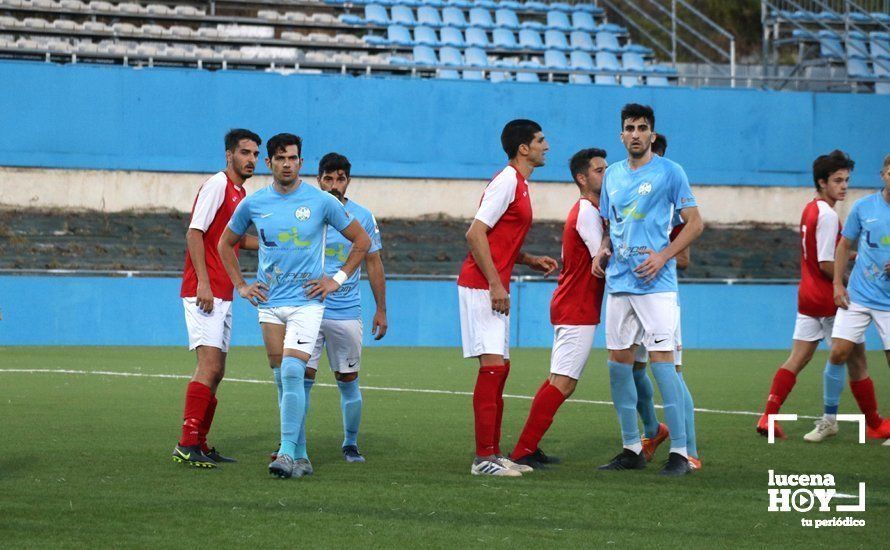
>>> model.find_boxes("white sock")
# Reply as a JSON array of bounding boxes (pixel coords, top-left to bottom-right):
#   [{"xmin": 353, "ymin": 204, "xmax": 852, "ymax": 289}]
[
  {"xmin": 625, "ymin": 442, "xmax": 643, "ymax": 455},
  {"xmin": 669, "ymin": 446, "xmax": 688, "ymax": 458},
  {"xmin": 824, "ymin": 414, "xmax": 837, "ymax": 424}
]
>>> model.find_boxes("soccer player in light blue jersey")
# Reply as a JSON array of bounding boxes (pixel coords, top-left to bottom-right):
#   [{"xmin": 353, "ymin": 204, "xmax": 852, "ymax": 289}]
[
  {"xmin": 218, "ymin": 133, "xmax": 371, "ymax": 479},
  {"xmin": 827, "ymin": 154, "xmax": 890, "ymax": 441},
  {"xmin": 306, "ymin": 152, "xmax": 388, "ymax": 463},
  {"xmin": 592, "ymin": 104, "xmax": 704, "ymax": 476}
]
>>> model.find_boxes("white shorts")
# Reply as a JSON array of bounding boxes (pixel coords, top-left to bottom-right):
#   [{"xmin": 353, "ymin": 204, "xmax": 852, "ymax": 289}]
[
  {"xmin": 183, "ymin": 297, "xmax": 233, "ymax": 353},
  {"xmin": 258, "ymin": 303, "xmax": 325, "ymax": 355},
  {"xmin": 550, "ymin": 325, "xmax": 597, "ymax": 380},
  {"xmin": 606, "ymin": 292, "xmax": 677, "ymax": 352},
  {"xmin": 832, "ymin": 301, "xmax": 890, "ymax": 349},
  {"xmin": 792, "ymin": 313, "xmax": 835, "ymax": 346},
  {"xmin": 634, "ymin": 299, "xmax": 683, "ymax": 365},
  {"xmin": 307, "ymin": 318, "xmax": 363, "ymax": 373},
  {"xmin": 459, "ymin": 286, "xmax": 510, "ymax": 359}
]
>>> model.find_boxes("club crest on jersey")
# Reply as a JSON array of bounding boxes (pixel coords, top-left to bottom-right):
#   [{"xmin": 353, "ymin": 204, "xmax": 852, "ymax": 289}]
[
  {"xmin": 638, "ymin": 182, "xmax": 652, "ymax": 196},
  {"xmin": 294, "ymin": 206, "xmax": 311, "ymax": 221}
]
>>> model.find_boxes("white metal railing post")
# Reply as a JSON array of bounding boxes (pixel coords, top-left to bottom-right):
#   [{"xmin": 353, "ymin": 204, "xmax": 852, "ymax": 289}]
[{"xmin": 730, "ymin": 38, "xmax": 736, "ymax": 87}]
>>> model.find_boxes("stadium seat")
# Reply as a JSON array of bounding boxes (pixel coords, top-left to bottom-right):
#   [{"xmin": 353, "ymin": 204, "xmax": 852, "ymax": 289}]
[
  {"xmin": 816, "ymin": 10, "xmax": 842, "ymax": 23},
  {"xmin": 365, "ymin": 4, "xmax": 389, "ymax": 26},
  {"xmin": 463, "ymin": 69, "xmax": 485, "ymax": 80},
  {"xmin": 58, "ymin": 0, "xmax": 85, "ymax": 10},
  {"xmin": 469, "ymin": 8, "xmax": 494, "ymax": 29},
  {"xmin": 596, "ymin": 50, "xmax": 620, "ymax": 72},
  {"xmin": 386, "ymin": 25, "xmax": 412, "ymax": 46},
  {"xmin": 412, "ymin": 44, "xmax": 437, "ymax": 65},
  {"xmin": 523, "ymin": 1, "xmax": 548, "ymax": 12},
  {"xmin": 569, "ymin": 73, "xmax": 592, "ymax": 84},
  {"xmin": 436, "ymin": 68, "xmax": 460, "ymax": 79},
  {"xmin": 550, "ymin": 2, "xmax": 573, "ymax": 12},
  {"xmin": 571, "ymin": 11, "xmax": 596, "ymax": 32},
  {"xmin": 873, "ymin": 12, "xmax": 890, "ymax": 24},
  {"xmin": 495, "ymin": 9, "xmax": 521, "ymax": 30},
  {"xmin": 391, "ymin": 5, "xmax": 416, "ymax": 26},
  {"xmin": 518, "ymin": 29, "xmax": 544, "ymax": 49},
  {"xmin": 647, "ymin": 73, "xmax": 670, "ymax": 86},
  {"xmin": 597, "ymin": 22, "xmax": 626, "ymax": 34},
  {"xmin": 340, "ymin": 13, "xmax": 365, "ymax": 25},
  {"xmin": 465, "ymin": 47, "xmax": 488, "ymax": 67},
  {"xmin": 442, "ymin": 7, "xmax": 468, "ymax": 28},
  {"xmin": 489, "ymin": 70, "xmax": 512, "ymax": 82},
  {"xmin": 817, "ymin": 30, "xmax": 843, "ymax": 59},
  {"xmin": 569, "ymin": 50, "xmax": 594, "ymax": 70},
  {"xmin": 465, "ymin": 27, "xmax": 489, "ymax": 47},
  {"xmin": 440, "ymin": 26, "xmax": 464, "ymax": 47},
  {"xmin": 23, "ymin": 17, "xmax": 49, "ymax": 29},
  {"xmin": 596, "ymin": 31, "xmax": 622, "ymax": 52},
  {"xmin": 169, "ymin": 25, "xmax": 193, "ymax": 37},
  {"xmin": 445, "ymin": 0, "xmax": 473, "ymax": 9},
  {"xmin": 413, "ymin": 26, "xmax": 440, "ymax": 46},
  {"xmin": 476, "ymin": 0, "xmax": 499, "ymax": 8},
  {"xmin": 544, "ymin": 29, "xmax": 570, "ymax": 51},
  {"xmin": 546, "ymin": 10, "xmax": 572, "ymax": 31},
  {"xmin": 417, "ymin": 6, "xmax": 443, "ymax": 27},
  {"xmin": 790, "ymin": 10, "xmax": 816, "ymax": 21},
  {"xmin": 439, "ymin": 46, "xmax": 462, "ymax": 66},
  {"xmin": 569, "ymin": 31, "xmax": 595, "ymax": 51},
  {"xmin": 846, "ymin": 57, "xmax": 872, "ymax": 78},
  {"xmin": 145, "ymin": 3, "xmax": 171, "ymax": 15},
  {"xmin": 621, "ymin": 52, "xmax": 646, "ymax": 87},
  {"xmin": 871, "ymin": 32, "xmax": 890, "ymax": 59},
  {"xmin": 493, "ymin": 28, "xmax": 519, "ymax": 49},
  {"xmin": 543, "ymin": 49, "xmax": 567, "ymax": 69},
  {"xmin": 846, "ymin": 31, "xmax": 870, "ymax": 59},
  {"xmin": 111, "ymin": 22, "xmax": 137, "ymax": 34},
  {"xmin": 623, "ymin": 43, "xmax": 653, "ymax": 55},
  {"xmin": 874, "ymin": 59, "xmax": 890, "ymax": 94},
  {"xmin": 52, "ymin": 19, "xmax": 77, "ymax": 31},
  {"xmin": 516, "ymin": 68, "xmax": 540, "ymax": 82},
  {"xmin": 174, "ymin": 5, "xmax": 203, "ymax": 16},
  {"xmin": 81, "ymin": 20, "xmax": 109, "ymax": 32}
]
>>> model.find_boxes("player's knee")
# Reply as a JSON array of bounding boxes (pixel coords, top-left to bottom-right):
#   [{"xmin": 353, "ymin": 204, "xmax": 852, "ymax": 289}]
[
  {"xmin": 548, "ymin": 374, "xmax": 576, "ymax": 397},
  {"xmin": 609, "ymin": 349, "xmax": 634, "ymax": 364},
  {"xmin": 335, "ymin": 371, "xmax": 358, "ymax": 383}
]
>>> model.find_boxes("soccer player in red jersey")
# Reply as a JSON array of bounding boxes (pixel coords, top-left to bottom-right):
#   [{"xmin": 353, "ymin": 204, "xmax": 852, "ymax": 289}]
[
  {"xmin": 509, "ymin": 148, "xmax": 608, "ymax": 469},
  {"xmin": 458, "ymin": 119, "xmax": 559, "ymax": 477},
  {"xmin": 756, "ymin": 150, "xmax": 866, "ymax": 441},
  {"xmin": 172, "ymin": 129, "xmax": 262, "ymax": 468}
]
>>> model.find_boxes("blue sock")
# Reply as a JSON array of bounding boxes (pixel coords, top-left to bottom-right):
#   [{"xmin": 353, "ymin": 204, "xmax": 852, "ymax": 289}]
[
  {"xmin": 651, "ymin": 363, "xmax": 687, "ymax": 452},
  {"xmin": 272, "ymin": 367, "xmax": 283, "ymax": 407},
  {"xmin": 823, "ymin": 361, "xmax": 846, "ymax": 416},
  {"xmin": 677, "ymin": 372, "xmax": 697, "ymax": 459},
  {"xmin": 633, "ymin": 368, "xmax": 659, "ymax": 439},
  {"xmin": 608, "ymin": 361, "xmax": 641, "ymax": 448},
  {"xmin": 293, "ymin": 378, "xmax": 314, "ymax": 460},
  {"xmin": 279, "ymin": 356, "xmax": 307, "ymax": 459},
  {"xmin": 338, "ymin": 378, "xmax": 363, "ymax": 448}
]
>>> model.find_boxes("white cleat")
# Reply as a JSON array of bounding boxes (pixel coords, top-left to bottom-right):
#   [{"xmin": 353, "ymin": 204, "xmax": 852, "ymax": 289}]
[
  {"xmin": 883, "ymin": 439, "xmax": 890, "ymax": 447},
  {"xmin": 803, "ymin": 419, "xmax": 839, "ymax": 442},
  {"xmin": 496, "ymin": 455, "xmax": 534, "ymax": 473},
  {"xmin": 471, "ymin": 459, "xmax": 522, "ymax": 477}
]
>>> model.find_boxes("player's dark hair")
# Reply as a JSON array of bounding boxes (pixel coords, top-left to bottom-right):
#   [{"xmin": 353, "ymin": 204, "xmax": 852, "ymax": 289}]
[
  {"xmin": 620, "ymin": 103, "xmax": 655, "ymax": 130},
  {"xmin": 501, "ymin": 119, "xmax": 543, "ymax": 159},
  {"xmin": 883, "ymin": 154, "xmax": 890, "ymax": 171},
  {"xmin": 318, "ymin": 152, "xmax": 351, "ymax": 178},
  {"xmin": 569, "ymin": 148, "xmax": 607, "ymax": 185},
  {"xmin": 224, "ymin": 128, "xmax": 261, "ymax": 152},
  {"xmin": 651, "ymin": 134, "xmax": 668, "ymax": 156},
  {"xmin": 266, "ymin": 133, "xmax": 302, "ymax": 158},
  {"xmin": 812, "ymin": 149, "xmax": 854, "ymax": 190}
]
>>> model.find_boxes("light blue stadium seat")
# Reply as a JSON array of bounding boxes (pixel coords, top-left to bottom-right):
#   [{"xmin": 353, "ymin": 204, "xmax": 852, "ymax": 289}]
[
  {"xmin": 849, "ymin": 12, "xmax": 871, "ymax": 23},
  {"xmin": 417, "ymin": 6, "xmax": 443, "ymax": 27},
  {"xmin": 477, "ymin": 0, "xmax": 498, "ymax": 9},
  {"xmin": 465, "ymin": 27, "xmax": 489, "ymax": 47},
  {"xmin": 440, "ymin": 26, "xmax": 465, "ymax": 47},
  {"xmin": 569, "ymin": 50, "xmax": 594, "ymax": 70},
  {"xmin": 647, "ymin": 73, "xmax": 670, "ymax": 86},
  {"xmin": 363, "ymin": 33, "xmax": 388, "ymax": 45},
  {"xmin": 570, "ymin": 30, "xmax": 594, "ymax": 51},
  {"xmin": 550, "ymin": 2, "xmax": 572, "ymax": 12},
  {"xmin": 817, "ymin": 30, "xmax": 843, "ymax": 59},
  {"xmin": 489, "ymin": 70, "xmax": 512, "ymax": 82},
  {"xmin": 391, "ymin": 5, "xmax": 415, "ymax": 26},
  {"xmin": 442, "ymin": 7, "xmax": 468, "ymax": 28},
  {"xmin": 846, "ymin": 57, "xmax": 872, "ymax": 78},
  {"xmin": 495, "ymin": 9, "xmax": 521, "ymax": 29},
  {"xmin": 493, "ymin": 28, "xmax": 519, "ymax": 49},
  {"xmin": 516, "ymin": 60, "xmax": 541, "ymax": 82},
  {"xmin": 465, "ymin": 47, "xmax": 488, "ymax": 67},
  {"xmin": 816, "ymin": 10, "xmax": 841, "ymax": 23},
  {"xmin": 413, "ymin": 45, "xmax": 437, "ymax": 65},
  {"xmin": 622, "ymin": 52, "xmax": 645, "ymax": 87},
  {"xmin": 518, "ymin": 29, "xmax": 544, "ymax": 49},
  {"xmin": 439, "ymin": 46, "xmax": 462, "ymax": 66},
  {"xmin": 623, "ymin": 43, "xmax": 653, "ymax": 55},
  {"xmin": 874, "ymin": 58, "xmax": 890, "ymax": 94},
  {"xmin": 386, "ymin": 25, "xmax": 412, "ymax": 46},
  {"xmin": 463, "ymin": 69, "xmax": 486, "ymax": 80},
  {"xmin": 340, "ymin": 13, "xmax": 365, "ymax": 25},
  {"xmin": 544, "ymin": 30, "xmax": 570, "ymax": 51},
  {"xmin": 436, "ymin": 68, "xmax": 460, "ymax": 79},
  {"xmin": 365, "ymin": 4, "xmax": 389, "ymax": 25},
  {"xmin": 523, "ymin": 1, "xmax": 548, "ymax": 12},
  {"xmin": 571, "ymin": 11, "xmax": 596, "ymax": 32},
  {"xmin": 596, "ymin": 50, "xmax": 619, "ymax": 71},
  {"xmin": 445, "ymin": 0, "xmax": 472, "ymax": 8},
  {"xmin": 575, "ymin": 3, "xmax": 603, "ymax": 14},
  {"xmin": 596, "ymin": 31, "xmax": 621, "ymax": 52},
  {"xmin": 414, "ymin": 26, "xmax": 439, "ymax": 46},
  {"xmin": 597, "ymin": 23, "xmax": 625, "ymax": 34},
  {"xmin": 595, "ymin": 73, "xmax": 617, "ymax": 85},
  {"xmin": 469, "ymin": 8, "xmax": 495, "ymax": 29},
  {"xmin": 569, "ymin": 73, "xmax": 592, "ymax": 84},
  {"xmin": 546, "ymin": 10, "xmax": 572, "ymax": 31},
  {"xmin": 790, "ymin": 10, "xmax": 816, "ymax": 21},
  {"xmin": 873, "ymin": 12, "xmax": 890, "ymax": 24},
  {"xmin": 422, "ymin": 0, "xmax": 446, "ymax": 6},
  {"xmin": 846, "ymin": 31, "xmax": 870, "ymax": 59},
  {"xmin": 544, "ymin": 49, "xmax": 567, "ymax": 69},
  {"xmin": 498, "ymin": 1, "xmax": 523, "ymax": 10},
  {"xmin": 871, "ymin": 32, "xmax": 890, "ymax": 59}
]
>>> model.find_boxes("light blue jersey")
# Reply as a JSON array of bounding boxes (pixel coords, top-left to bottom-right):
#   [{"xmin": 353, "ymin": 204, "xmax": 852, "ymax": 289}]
[
  {"xmin": 600, "ymin": 155, "xmax": 697, "ymax": 295},
  {"xmin": 842, "ymin": 191, "xmax": 890, "ymax": 310},
  {"xmin": 323, "ymin": 198, "xmax": 383, "ymax": 320},
  {"xmin": 228, "ymin": 182, "xmax": 352, "ymax": 308}
]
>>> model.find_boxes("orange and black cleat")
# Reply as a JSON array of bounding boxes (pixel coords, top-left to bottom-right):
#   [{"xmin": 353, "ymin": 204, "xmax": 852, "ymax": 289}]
[
  {"xmin": 641, "ymin": 422, "xmax": 669, "ymax": 461},
  {"xmin": 756, "ymin": 413, "xmax": 786, "ymax": 439}
]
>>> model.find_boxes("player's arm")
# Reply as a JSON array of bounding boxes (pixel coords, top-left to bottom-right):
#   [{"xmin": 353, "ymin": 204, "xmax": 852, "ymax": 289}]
[
  {"xmin": 466, "ymin": 220, "xmax": 509, "ymax": 314},
  {"xmin": 675, "ymin": 246, "xmax": 691, "ymax": 270},
  {"xmin": 516, "ymin": 250, "xmax": 559, "ymax": 276},
  {"xmin": 365, "ymin": 251, "xmax": 388, "ymax": 340},
  {"xmin": 239, "ymin": 234, "xmax": 259, "ymax": 251},
  {"xmin": 635, "ymin": 207, "xmax": 703, "ymax": 282},
  {"xmin": 592, "ymin": 226, "xmax": 612, "ymax": 278},
  {"xmin": 306, "ymin": 219, "xmax": 371, "ymax": 300},
  {"xmin": 218, "ymin": 227, "xmax": 267, "ymax": 305},
  {"xmin": 186, "ymin": 228, "xmax": 214, "ymax": 313},
  {"xmin": 833, "ymin": 236, "xmax": 854, "ymax": 309}
]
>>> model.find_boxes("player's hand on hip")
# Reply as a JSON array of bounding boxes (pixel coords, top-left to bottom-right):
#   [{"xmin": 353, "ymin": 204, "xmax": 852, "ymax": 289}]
[
  {"xmin": 634, "ymin": 249, "xmax": 667, "ymax": 283},
  {"xmin": 530, "ymin": 255, "xmax": 559, "ymax": 277},
  {"xmin": 196, "ymin": 281, "xmax": 214, "ymax": 314},
  {"xmin": 304, "ymin": 276, "xmax": 339, "ymax": 300},
  {"xmin": 834, "ymin": 283, "xmax": 850, "ymax": 309},
  {"xmin": 489, "ymin": 283, "xmax": 510, "ymax": 315},
  {"xmin": 592, "ymin": 248, "xmax": 611, "ymax": 278},
  {"xmin": 372, "ymin": 309, "xmax": 388, "ymax": 340},
  {"xmin": 237, "ymin": 281, "xmax": 268, "ymax": 306}
]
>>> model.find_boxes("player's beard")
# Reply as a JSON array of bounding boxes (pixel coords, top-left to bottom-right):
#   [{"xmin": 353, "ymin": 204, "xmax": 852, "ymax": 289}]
[{"xmin": 328, "ymin": 189, "xmax": 344, "ymax": 200}]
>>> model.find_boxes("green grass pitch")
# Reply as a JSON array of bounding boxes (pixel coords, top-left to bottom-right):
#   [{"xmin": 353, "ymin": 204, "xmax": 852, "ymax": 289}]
[{"xmin": 1, "ymin": 346, "xmax": 887, "ymax": 547}]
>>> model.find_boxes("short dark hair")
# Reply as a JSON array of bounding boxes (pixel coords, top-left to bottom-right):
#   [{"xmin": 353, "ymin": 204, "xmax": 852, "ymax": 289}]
[
  {"xmin": 569, "ymin": 148, "xmax": 607, "ymax": 184},
  {"xmin": 812, "ymin": 149, "xmax": 854, "ymax": 189},
  {"xmin": 651, "ymin": 134, "xmax": 668, "ymax": 156},
  {"xmin": 620, "ymin": 103, "xmax": 655, "ymax": 130},
  {"xmin": 266, "ymin": 133, "xmax": 302, "ymax": 158},
  {"xmin": 501, "ymin": 119, "xmax": 542, "ymax": 159},
  {"xmin": 224, "ymin": 128, "xmax": 261, "ymax": 152},
  {"xmin": 318, "ymin": 152, "xmax": 351, "ymax": 178}
]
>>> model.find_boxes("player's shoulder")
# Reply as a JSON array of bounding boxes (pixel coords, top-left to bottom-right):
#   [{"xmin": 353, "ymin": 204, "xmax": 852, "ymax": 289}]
[
  {"xmin": 199, "ymin": 171, "xmax": 229, "ymax": 192},
  {"xmin": 345, "ymin": 198, "xmax": 373, "ymax": 220},
  {"xmin": 490, "ymin": 164, "xmax": 521, "ymax": 186},
  {"xmin": 815, "ymin": 199, "xmax": 839, "ymax": 219},
  {"xmin": 655, "ymin": 155, "xmax": 686, "ymax": 176},
  {"xmin": 578, "ymin": 197, "xmax": 599, "ymax": 215}
]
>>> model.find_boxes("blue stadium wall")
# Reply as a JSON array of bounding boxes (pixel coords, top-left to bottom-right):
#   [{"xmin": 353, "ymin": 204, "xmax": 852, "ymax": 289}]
[
  {"xmin": 0, "ymin": 276, "xmax": 884, "ymax": 349},
  {"xmin": 1, "ymin": 60, "xmax": 889, "ymax": 186}
]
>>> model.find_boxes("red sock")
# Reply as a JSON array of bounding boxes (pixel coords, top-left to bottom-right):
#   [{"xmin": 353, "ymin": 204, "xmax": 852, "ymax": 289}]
[
  {"xmin": 511, "ymin": 381, "xmax": 567, "ymax": 460},
  {"xmin": 199, "ymin": 394, "xmax": 218, "ymax": 453},
  {"xmin": 493, "ymin": 359, "xmax": 510, "ymax": 455},
  {"xmin": 850, "ymin": 377, "xmax": 882, "ymax": 429},
  {"xmin": 473, "ymin": 363, "xmax": 507, "ymax": 457},
  {"xmin": 764, "ymin": 368, "xmax": 797, "ymax": 416},
  {"xmin": 179, "ymin": 381, "xmax": 212, "ymax": 447}
]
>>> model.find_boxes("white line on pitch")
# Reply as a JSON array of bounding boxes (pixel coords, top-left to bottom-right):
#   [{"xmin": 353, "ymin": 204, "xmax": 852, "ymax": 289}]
[{"xmin": 0, "ymin": 368, "xmax": 819, "ymax": 419}]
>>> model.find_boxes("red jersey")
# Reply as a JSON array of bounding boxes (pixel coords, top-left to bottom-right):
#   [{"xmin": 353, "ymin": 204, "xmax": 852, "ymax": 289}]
[
  {"xmin": 180, "ymin": 171, "xmax": 246, "ymax": 301},
  {"xmin": 798, "ymin": 198, "xmax": 841, "ymax": 318},
  {"xmin": 457, "ymin": 165, "xmax": 533, "ymax": 292},
  {"xmin": 550, "ymin": 199, "xmax": 606, "ymax": 325}
]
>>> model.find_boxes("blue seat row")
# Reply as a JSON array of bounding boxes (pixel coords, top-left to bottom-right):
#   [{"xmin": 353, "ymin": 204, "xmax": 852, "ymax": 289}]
[
  {"xmin": 770, "ymin": 9, "xmax": 890, "ymax": 25},
  {"xmin": 432, "ymin": 66, "xmax": 674, "ymax": 87},
  {"xmin": 794, "ymin": 30, "xmax": 890, "ymax": 60},
  {"xmin": 328, "ymin": 0, "xmax": 603, "ymax": 15}
]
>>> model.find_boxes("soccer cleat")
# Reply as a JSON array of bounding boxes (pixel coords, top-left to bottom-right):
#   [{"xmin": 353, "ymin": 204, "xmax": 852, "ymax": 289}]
[
  {"xmin": 470, "ymin": 458, "xmax": 522, "ymax": 477},
  {"xmin": 292, "ymin": 458, "xmax": 314, "ymax": 477},
  {"xmin": 172, "ymin": 445, "xmax": 217, "ymax": 469},
  {"xmin": 496, "ymin": 455, "xmax": 533, "ymax": 473},
  {"xmin": 342, "ymin": 445, "xmax": 366, "ymax": 463},
  {"xmin": 641, "ymin": 422, "xmax": 669, "ymax": 461},
  {"xmin": 883, "ymin": 439, "xmax": 890, "ymax": 446},
  {"xmin": 511, "ymin": 454, "xmax": 547, "ymax": 470},
  {"xmin": 205, "ymin": 447, "xmax": 237, "ymax": 463},
  {"xmin": 865, "ymin": 417, "xmax": 890, "ymax": 439},
  {"xmin": 803, "ymin": 419, "xmax": 839, "ymax": 442},
  {"xmin": 597, "ymin": 448, "xmax": 646, "ymax": 471},
  {"xmin": 756, "ymin": 413, "xmax": 786, "ymax": 439},
  {"xmin": 687, "ymin": 456, "xmax": 702, "ymax": 471},
  {"xmin": 658, "ymin": 452, "xmax": 691, "ymax": 476},
  {"xmin": 269, "ymin": 454, "xmax": 295, "ymax": 479},
  {"xmin": 530, "ymin": 448, "xmax": 560, "ymax": 465}
]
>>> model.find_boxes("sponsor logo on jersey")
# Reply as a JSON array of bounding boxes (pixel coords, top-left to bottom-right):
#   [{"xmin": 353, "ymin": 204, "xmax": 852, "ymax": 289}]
[
  {"xmin": 259, "ymin": 228, "xmax": 311, "ymax": 248},
  {"xmin": 325, "ymin": 243, "xmax": 348, "ymax": 263},
  {"xmin": 637, "ymin": 182, "xmax": 652, "ymax": 195}
]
